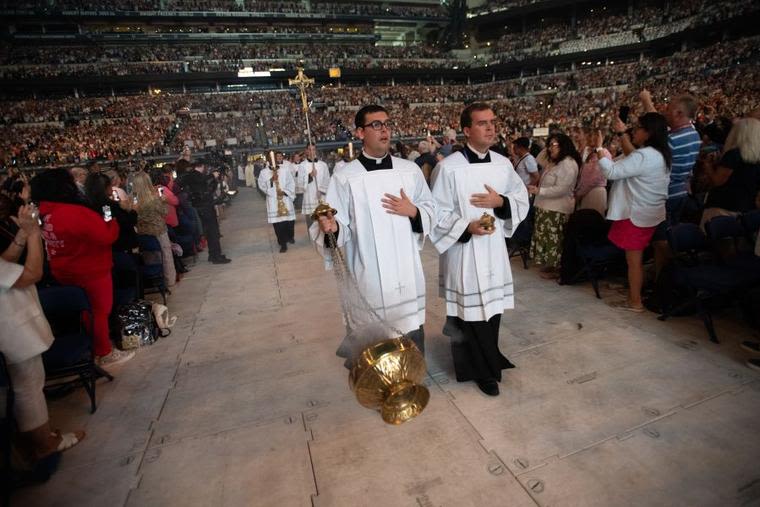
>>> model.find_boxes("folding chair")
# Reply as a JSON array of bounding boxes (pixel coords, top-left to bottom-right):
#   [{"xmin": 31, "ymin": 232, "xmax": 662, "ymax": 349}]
[{"xmin": 39, "ymin": 286, "xmax": 113, "ymax": 414}]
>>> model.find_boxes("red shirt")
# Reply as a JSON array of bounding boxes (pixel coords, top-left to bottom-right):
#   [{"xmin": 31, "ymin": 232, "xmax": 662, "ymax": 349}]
[{"xmin": 39, "ymin": 201, "xmax": 119, "ymax": 278}]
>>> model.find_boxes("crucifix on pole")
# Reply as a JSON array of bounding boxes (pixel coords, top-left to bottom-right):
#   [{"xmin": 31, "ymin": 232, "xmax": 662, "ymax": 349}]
[{"xmin": 288, "ymin": 67, "xmax": 316, "ymax": 149}]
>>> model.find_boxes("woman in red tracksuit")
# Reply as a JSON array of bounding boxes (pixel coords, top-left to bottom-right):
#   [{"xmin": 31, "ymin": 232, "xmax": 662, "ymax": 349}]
[{"xmin": 31, "ymin": 169, "xmax": 131, "ymax": 365}]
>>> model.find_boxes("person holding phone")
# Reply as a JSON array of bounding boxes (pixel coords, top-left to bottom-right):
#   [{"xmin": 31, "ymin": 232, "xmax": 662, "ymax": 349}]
[{"xmin": 596, "ymin": 112, "xmax": 671, "ymax": 312}]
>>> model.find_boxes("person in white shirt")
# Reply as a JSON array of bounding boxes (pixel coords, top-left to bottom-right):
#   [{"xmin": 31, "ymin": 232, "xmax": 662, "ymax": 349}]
[
  {"xmin": 313, "ymin": 105, "xmax": 435, "ymax": 359},
  {"xmin": 512, "ymin": 137, "xmax": 540, "ymax": 186},
  {"xmin": 1, "ymin": 205, "xmax": 85, "ymax": 465},
  {"xmin": 597, "ymin": 112, "xmax": 671, "ymax": 312},
  {"xmin": 430, "ymin": 103, "xmax": 529, "ymax": 396}
]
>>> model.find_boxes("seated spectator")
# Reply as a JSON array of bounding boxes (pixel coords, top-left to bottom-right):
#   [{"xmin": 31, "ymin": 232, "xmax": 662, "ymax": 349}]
[
  {"xmin": 1, "ymin": 204, "xmax": 85, "ymax": 466},
  {"xmin": 700, "ymin": 118, "xmax": 760, "ymax": 227},
  {"xmin": 30, "ymin": 169, "xmax": 133, "ymax": 366},
  {"xmin": 597, "ymin": 112, "xmax": 671, "ymax": 312},
  {"xmin": 528, "ymin": 133, "xmax": 581, "ymax": 278},
  {"xmin": 132, "ymin": 171, "xmax": 176, "ymax": 287}
]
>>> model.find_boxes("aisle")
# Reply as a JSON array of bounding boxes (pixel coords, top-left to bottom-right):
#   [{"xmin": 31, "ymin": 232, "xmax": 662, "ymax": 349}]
[{"xmin": 17, "ymin": 187, "xmax": 760, "ymax": 507}]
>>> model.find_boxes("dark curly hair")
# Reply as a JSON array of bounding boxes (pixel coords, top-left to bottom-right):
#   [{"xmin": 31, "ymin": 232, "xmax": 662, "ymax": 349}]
[
  {"xmin": 547, "ymin": 133, "xmax": 583, "ymax": 169},
  {"xmin": 30, "ymin": 169, "xmax": 86, "ymax": 206}
]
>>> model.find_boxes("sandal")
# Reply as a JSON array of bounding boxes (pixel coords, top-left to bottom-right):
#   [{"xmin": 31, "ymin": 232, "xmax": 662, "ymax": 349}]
[
  {"xmin": 607, "ymin": 300, "xmax": 646, "ymax": 313},
  {"xmin": 52, "ymin": 430, "xmax": 86, "ymax": 452}
]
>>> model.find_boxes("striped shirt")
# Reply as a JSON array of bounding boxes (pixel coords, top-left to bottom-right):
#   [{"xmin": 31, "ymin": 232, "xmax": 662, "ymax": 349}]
[{"xmin": 667, "ymin": 124, "xmax": 701, "ymax": 198}]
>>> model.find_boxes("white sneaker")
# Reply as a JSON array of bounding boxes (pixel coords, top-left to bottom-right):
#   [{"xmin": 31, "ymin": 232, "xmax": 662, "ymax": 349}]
[{"xmin": 97, "ymin": 348, "xmax": 135, "ymax": 366}]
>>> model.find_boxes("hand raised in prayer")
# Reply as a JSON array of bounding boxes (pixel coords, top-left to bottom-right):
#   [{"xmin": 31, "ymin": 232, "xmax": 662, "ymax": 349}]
[
  {"xmin": 639, "ymin": 89, "xmax": 652, "ymax": 104},
  {"xmin": 318, "ymin": 213, "xmax": 338, "ymax": 234},
  {"xmin": 382, "ymin": 188, "xmax": 418, "ymax": 218},
  {"xmin": 470, "ymin": 185, "xmax": 504, "ymax": 209},
  {"xmin": 467, "ymin": 218, "xmax": 494, "ymax": 236}
]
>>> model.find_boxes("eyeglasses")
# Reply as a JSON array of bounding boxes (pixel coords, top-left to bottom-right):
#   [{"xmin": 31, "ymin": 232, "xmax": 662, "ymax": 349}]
[
  {"xmin": 361, "ymin": 120, "xmax": 395, "ymax": 131},
  {"xmin": 549, "ymin": 142, "xmax": 560, "ymax": 147}
]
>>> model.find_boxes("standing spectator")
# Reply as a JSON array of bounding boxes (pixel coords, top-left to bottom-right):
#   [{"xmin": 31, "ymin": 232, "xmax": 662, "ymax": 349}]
[
  {"xmin": 575, "ymin": 128, "xmax": 611, "ymax": 215},
  {"xmin": 641, "ymin": 91, "xmax": 701, "ymax": 273},
  {"xmin": 132, "ymin": 171, "xmax": 176, "ymax": 287},
  {"xmin": 178, "ymin": 160, "xmax": 231, "ymax": 264},
  {"xmin": 1, "ymin": 204, "xmax": 85, "ymax": 467},
  {"xmin": 528, "ymin": 133, "xmax": 581, "ymax": 278},
  {"xmin": 31, "ymin": 169, "xmax": 133, "ymax": 366},
  {"xmin": 512, "ymin": 137, "xmax": 540, "ymax": 186},
  {"xmin": 598, "ymin": 112, "xmax": 671, "ymax": 312}
]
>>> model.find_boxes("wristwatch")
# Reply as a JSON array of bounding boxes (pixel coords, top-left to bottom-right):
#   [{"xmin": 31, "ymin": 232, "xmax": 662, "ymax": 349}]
[{"xmin": 615, "ymin": 131, "xmax": 626, "ymax": 137}]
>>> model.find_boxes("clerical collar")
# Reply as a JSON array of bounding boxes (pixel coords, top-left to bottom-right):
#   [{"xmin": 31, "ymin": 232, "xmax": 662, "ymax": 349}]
[
  {"xmin": 463, "ymin": 144, "xmax": 491, "ymax": 164},
  {"xmin": 358, "ymin": 151, "xmax": 393, "ymax": 171},
  {"xmin": 306, "ymin": 158, "xmax": 318, "ymax": 163}
]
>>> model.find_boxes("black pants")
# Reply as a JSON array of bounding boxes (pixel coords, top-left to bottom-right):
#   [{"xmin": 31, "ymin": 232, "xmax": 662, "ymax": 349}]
[
  {"xmin": 445, "ymin": 315, "xmax": 514, "ymax": 382},
  {"xmin": 197, "ymin": 205, "xmax": 222, "ymax": 259},
  {"xmin": 273, "ymin": 221, "xmax": 295, "ymax": 246}
]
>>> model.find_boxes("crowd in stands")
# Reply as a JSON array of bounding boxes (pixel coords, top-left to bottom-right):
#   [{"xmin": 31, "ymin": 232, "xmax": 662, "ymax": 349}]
[
  {"xmin": 2, "ymin": 35, "xmax": 757, "ymax": 169},
  {"xmin": 484, "ymin": 0, "xmax": 758, "ymax": 63},
  {"xmin": 0, "ymin": 41, "xmax": 454, "ymax": 79},
  {"xmin": 9, "ymin": 0, "xmax": 447, "ymax": 17}
]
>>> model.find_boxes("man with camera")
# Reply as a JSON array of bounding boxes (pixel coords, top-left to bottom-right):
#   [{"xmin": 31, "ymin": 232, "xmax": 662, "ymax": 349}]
[{"xmin": 177, "ymin": 159, "xmax": 231, "ymax": 264}]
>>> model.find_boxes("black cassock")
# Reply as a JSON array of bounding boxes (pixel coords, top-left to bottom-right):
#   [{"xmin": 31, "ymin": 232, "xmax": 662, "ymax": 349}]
[{"xmin": 444, "ymin": 314, "xmax": 514, "ymax": 382}]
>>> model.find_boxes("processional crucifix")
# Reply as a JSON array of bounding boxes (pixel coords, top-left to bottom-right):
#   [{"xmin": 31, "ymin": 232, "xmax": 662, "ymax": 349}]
[{"xmin": 288, "ymin": 67, "xmax": 316, "ymax": 149}]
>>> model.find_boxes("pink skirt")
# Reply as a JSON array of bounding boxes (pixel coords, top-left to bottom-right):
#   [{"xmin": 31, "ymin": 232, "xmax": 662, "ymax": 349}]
[{"xmin": 608, "ymin": 219, "xmax": 656, "ymax": 251}]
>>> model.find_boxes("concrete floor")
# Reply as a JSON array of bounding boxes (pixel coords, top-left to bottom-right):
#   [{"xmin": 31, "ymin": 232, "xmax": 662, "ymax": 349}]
[{"xmin": 14, "ymin": 187, "xmax": 760, "ymax": 507}]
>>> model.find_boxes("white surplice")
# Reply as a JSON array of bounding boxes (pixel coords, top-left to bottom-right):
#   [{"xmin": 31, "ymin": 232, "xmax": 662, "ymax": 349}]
[
  {"xmin": 298, "ymin": 159, "xmax": 330, "ymax": 215},
  {"xmin": 257, "ymin": 164, "xmax": 296, "ymax": 223},
  {"xmin": 430, "ymin": 150, "xmax": 530, "ymax": 321},
  {"xmin": 310, "ymin": 155, "xmax": 435, "ymax": 335},
  {"xmin": 333, "ymin": 159, "xmax": 349, "ymax": 176}
]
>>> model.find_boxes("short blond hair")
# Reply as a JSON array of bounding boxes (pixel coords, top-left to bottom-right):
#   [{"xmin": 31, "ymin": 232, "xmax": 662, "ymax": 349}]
[{"xmin": 724, "ymin": 118, "xmax": 760, "ymax": 164}]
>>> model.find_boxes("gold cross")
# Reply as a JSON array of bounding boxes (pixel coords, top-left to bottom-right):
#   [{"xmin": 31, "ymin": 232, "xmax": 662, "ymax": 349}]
[{"xmin": 288, "ymin": 67, "xmax": 315, "ymax": 112}]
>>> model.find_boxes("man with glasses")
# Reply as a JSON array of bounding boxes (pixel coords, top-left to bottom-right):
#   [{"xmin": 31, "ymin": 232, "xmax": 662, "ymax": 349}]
[
  {"xmin": 430, "ymin": 103, "xmax": 530, "ymax": 396},
  {"xmin": 312, "ymin": 105, "xmax": 435, "ymax": 358}
]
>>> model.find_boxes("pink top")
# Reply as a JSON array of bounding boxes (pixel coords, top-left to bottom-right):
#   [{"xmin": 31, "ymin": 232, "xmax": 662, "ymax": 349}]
[
  {"xmin": 575, "ymin": 147, "xmax": 611, "ymax": 200},
  {"xmin": 160, "ymin": 185, "xmax": 179, "ymax": 228}
]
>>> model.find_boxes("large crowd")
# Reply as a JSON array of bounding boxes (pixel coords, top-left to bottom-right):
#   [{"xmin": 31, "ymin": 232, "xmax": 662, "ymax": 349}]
[
  {"xmin": 2, "ymin": 35, "xmax": 758, "ymax": 169},
  {"xmin": 10, "ymin": 0, "xmax": 447, "ymax": 17}
]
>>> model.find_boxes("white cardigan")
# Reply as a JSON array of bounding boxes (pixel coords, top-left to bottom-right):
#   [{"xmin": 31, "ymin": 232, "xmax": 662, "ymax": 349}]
[
  {"xmin": 533, "ymin": 156, "xmax": 578, "ymax": 215},
  {"xmin": 599, "ymin": 146, "xmax": 669, "ymax": 227}
]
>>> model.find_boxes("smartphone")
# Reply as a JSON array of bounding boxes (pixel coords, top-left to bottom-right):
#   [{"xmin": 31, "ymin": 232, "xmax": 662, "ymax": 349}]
[
  {"xmin": 102, "ymin": 205, "xmax": 112, "ymax": 222},
  {"xmin": 158, "ymin": 187, "xmax": 164, "ymax": 197},
  {"xmin": 112, "ymin": 189, "xmax": 120, "ymax": 201},
  {"xmin": 618, "ymin": 105, "xmax": 631, "ymax": 123}
]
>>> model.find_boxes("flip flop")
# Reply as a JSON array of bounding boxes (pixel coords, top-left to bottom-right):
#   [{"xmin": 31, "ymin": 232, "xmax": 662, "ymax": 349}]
[{"xmin": 608, "ymin": 300, "xmax": 646, "ymax": 313}]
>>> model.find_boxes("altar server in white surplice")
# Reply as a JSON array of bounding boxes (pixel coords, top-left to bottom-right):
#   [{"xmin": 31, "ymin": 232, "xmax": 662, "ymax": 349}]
[
  {"xmin": 430, "ymin": 103, "xmax": 529, "ymax": 396},
  {"xmin": 311, "ymin": 105, "xmax": 435, "ymax": 355},
  {"xmin": 299, "ymin": 143, "xmax": 331, "ymax": 229},
  {"xmin": 258, "ymin": 152, "xmax": 296, "ymax": 253}
]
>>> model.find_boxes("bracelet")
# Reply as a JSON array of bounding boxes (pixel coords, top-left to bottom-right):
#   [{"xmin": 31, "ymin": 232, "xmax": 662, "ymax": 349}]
[{"xmin": 616, "ymin": 131, "xmax": 626, "ymax": 137}]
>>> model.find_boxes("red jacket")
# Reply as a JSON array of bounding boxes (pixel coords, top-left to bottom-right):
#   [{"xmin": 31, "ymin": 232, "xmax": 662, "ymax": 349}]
[{"xmin": 39, "ymin": 201, "xmax": 120, "ymax": 278}]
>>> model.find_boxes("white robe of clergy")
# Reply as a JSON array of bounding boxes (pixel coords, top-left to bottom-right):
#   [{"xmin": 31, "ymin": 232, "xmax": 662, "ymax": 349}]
[
  {"xmin": 291, "ymin": 160, "xmax": 305, "ymax": 194},
  {"xmin": 310, "ymin": 154, "xmax": 435, "ymax": 335},
  {"xmin": 244, "ymin": 163, "xmax": 255, "ymax": 187},
  {"xmin": 299, "ymin": 159, "xmax": 330, "ymax": 216},
  {"xmin": 258, "ymin": 164, "xmax": 296, "ymax": 223},
  {"xmin": 430, "ymin": 149, "xmax": 530, "ymax": 322},
  {"xmin": 333, "ymin": 159, "xmax": 349, "ymax": 176}
]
